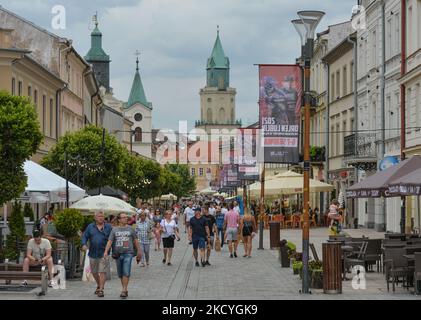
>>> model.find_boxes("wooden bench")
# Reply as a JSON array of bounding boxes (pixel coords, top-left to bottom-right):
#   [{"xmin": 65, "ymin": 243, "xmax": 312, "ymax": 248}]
[{"xmin": 0, "ymin": 263, "xmax": 49, "ymax": 295}]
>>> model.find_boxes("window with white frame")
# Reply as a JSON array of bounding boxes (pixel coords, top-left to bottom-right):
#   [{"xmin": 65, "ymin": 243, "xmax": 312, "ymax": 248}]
[{"xmin": 191, "ymin": 168, "xmax": 196, "ymax": 176}]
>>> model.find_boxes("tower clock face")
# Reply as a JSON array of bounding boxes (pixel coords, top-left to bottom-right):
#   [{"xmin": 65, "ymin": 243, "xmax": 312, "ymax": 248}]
[{"xmin": 134, "ymin": 113, "xmax": 143, "ymax": 122}]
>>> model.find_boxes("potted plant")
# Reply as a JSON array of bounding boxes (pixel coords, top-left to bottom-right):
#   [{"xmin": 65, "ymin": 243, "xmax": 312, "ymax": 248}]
[
  {"xmin": 54, "ymin": 208, "xmax": 84, "ymax": 279},
  {"xmin": 292, "ymin": 260, "xmax": 303, "ymax": 275},
  {"xmin": 309, "ymin": 260, "xmax": 323, "ymax": 289}
]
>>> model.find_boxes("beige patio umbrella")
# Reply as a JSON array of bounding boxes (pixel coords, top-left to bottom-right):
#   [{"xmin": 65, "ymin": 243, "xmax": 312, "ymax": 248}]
[
  {"xmin": 160, "ymin": 193, "xmax": 178, "ymax": 201},
  {"xmin": 199, "ymin": 187, "xmax": 215, "ymax": 195},
  {"xmin": 70, "ymin": 194, "xmax": 136, "ymax": 216},
  {"xmin": 249, "ymin": 170, "xmax": 334, "ymax": 197}
]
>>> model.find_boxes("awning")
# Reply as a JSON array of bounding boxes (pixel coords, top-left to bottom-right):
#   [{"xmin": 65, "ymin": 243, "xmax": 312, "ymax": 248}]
[
  {"xmin": 347, "ymin": 155, "xmax": 421, "ymax": 198},
  {"xmin": 23, "ymin": 160, "xmax": 86, "ymax": 203}
]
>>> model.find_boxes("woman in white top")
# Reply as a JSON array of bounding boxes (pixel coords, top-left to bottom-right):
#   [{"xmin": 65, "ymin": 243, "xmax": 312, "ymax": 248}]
[{"xmin": 160, "ymin": 210, "xmax": 180, "ymax": 266}]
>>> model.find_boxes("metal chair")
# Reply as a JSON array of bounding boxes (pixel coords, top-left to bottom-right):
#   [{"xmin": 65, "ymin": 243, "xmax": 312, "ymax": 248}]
[
  {"xmin": 384, "ymin": 247, "xmax": 412, "ymax": 292},
  {"xmin": 344, "ymin": 241, "xmax": 368, "ymax": 277},
  {"xmin": 364, "ymin": 239, "xmax": 382, "ymax": 272}
]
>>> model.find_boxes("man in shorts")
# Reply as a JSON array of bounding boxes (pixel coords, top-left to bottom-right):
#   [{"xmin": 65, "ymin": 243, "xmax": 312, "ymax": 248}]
[
  {"xmin": 203, "ymin": 206, "xmax": 217, "ymax": 266},
  {"xmin": 188, "ymin": 207, "xmax": 210, "ymax": 267},
  {"xmin": 82, "ymin": 211, "xmax": 112, "ymax": 297},
  {"xmin": 22, "ymin": 230, "xmax": 55, "ymax": 287},
  {"xmin": 224, "ymin": 203, "xmax": 240, "ymax": 258},
  {"xmin": 184, "ymin": 201, "xmax": 195, "ymax": 234}
]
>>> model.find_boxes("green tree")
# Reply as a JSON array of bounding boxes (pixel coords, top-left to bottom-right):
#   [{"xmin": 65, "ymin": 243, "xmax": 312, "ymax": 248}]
[
  {"xmin": 41, "ymin": 126, "xmax": 127, "ymax": 189},
  {"xmin": 165, "ymin": 164, "xmax": 196, "ymax": 198},
  {"xmin": 0, "ymin": 91, "xmax": 43, "ymax": 206},
  {"xmin": 54, "ymin": 208, "xmax": 84, "ymax": 240},
  {"xmin": 160, "ymin": 167, "xmax": 182, "ymax": 196},
  {"xmin": 139, "ymin": 159, "xmax": 162, "ymax": 200},
  {"xmin": 117, "ymin": 153, "xmax": 145, "ymax": 201},
  {"xmin": 5, "ymin": 201, "xmax": 26, "ymax": 260}
]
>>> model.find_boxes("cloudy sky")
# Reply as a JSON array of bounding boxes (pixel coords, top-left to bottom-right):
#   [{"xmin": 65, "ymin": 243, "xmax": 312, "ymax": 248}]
[{"xmin": 1, "ymin": 0, "xmax": 355, "ymax": 130}]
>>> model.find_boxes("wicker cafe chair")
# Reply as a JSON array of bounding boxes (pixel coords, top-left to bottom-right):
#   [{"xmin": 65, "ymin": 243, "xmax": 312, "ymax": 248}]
[
  {"xmin": 384, "ymin": 247, "xmax": 412, "ymax": 292},
  {"xmin": 364, "ymin": 239, "xmax": 382, "ymax": 272},
  {"xmin": 285, "ymin": 215, "xmax": 293, "ymax": 228}
]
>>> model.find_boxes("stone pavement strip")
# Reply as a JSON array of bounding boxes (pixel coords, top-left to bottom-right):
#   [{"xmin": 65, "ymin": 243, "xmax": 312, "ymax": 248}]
[{"xmin": 1, "ymin": 226, "xmax": 421, "ymax": 300}]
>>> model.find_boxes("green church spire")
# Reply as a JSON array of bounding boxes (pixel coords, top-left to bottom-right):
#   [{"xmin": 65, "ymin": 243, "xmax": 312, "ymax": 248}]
[
  {"xmin": 207, "ymin": 26, "xmax": 230, "ymax": 89},
  {"xmin": 85, "ymin": 14, "xmax": 110, "ymax": 62},
  {"xmin": 127, "ymin": 56, "xmax": 150, "ymax": 109}
]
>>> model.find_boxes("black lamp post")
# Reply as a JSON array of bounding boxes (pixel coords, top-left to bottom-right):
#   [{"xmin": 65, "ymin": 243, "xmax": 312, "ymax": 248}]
[{"xmin": 292, "ymin": 10, "xmax": 325, "ymax": 295}]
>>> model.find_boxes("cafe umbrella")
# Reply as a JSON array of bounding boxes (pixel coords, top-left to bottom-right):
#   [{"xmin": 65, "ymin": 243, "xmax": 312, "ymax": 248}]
[
  {"xmin": 346, "ymin": 155, "xmax": 421, "ymax": 198},
  {"xmin": 70, "ymin": 194, "xmax": 136, "ymax": 216}
]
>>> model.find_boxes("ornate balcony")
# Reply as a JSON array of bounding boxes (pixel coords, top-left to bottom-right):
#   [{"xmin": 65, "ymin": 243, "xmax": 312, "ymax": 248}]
[{"xmin": 344, "ymin": 133, "xmax": 377, "ymax": 171}]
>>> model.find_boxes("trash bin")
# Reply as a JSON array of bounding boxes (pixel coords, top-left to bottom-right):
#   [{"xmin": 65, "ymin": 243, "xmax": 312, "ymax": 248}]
[
  {"xmin": 269, "ymin": 221, "xmax": 280, "ymax": 249},
  {"xmin": 322, "ymin": 241, "xmax": 342, "ymax": 294}
]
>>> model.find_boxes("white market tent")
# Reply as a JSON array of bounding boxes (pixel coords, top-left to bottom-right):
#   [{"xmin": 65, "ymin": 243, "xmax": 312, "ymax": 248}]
[{"xmin": 23, "ymin": 160, "xmax": 86, "ymax": 203}]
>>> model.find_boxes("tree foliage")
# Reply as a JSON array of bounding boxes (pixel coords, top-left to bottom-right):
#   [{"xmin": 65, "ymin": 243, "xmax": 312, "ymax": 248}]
[
  {"xmin": 54, "ymin": 208, "xmax": 84, "ymax": 240},
  {"xmin": 117, "ymin": 153, "xmax": 145, "ymax": 200},
  {"xmin": 165, "ymin": 164, "xmax": 196, "ymax": 198},
  {"xmin": 41, "ymin": 126, "xmax": 127, "ymax": 189},
  {"xmin": 5, "ymin": 201, "xmax": 26, "ymax": 260},
  {"xmin": 0, "ymin": 91, "xmax": 43, "ymax": 205}
]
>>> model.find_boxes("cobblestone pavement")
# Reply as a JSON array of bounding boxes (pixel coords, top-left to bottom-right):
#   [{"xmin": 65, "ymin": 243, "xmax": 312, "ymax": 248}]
[{"xmin": 1, "ymin": 225, "xmax": 420, "ymax": 300}]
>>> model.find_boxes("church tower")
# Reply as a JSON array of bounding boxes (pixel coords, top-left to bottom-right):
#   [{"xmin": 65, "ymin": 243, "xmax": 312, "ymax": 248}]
[
  {"xmin": 123, "ymin": 56, "xmax": 153, "ymax": 159},
  {"xmin": 85, "ymin": 15, "xmax": 111, "ymax": 92},
  {"xmin": 196, "ymin": 28, "xmax": 240, "ymax": 134}
]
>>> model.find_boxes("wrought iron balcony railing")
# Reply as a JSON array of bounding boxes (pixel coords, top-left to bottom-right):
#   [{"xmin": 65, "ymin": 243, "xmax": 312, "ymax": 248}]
[
  {"xmin": 344, "ymin": 133, "xmax": 377, "ymax": 159},
  {"xmin": 344, "ymin": 132, "xmax": 377, "ymax": 170}
]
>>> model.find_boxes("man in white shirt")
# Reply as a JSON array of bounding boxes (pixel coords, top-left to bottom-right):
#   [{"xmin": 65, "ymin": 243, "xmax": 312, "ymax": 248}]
[
  {"xmin": 233, "ymin": 201, "xmax": 240, "ymax": 215},
  {"xmin": 184, "ymin": 201, "xmax": 195, "ymax": 234},
  {"xmin": 22, "ymin": 230, "xmax": 55, "ymax": 287}
]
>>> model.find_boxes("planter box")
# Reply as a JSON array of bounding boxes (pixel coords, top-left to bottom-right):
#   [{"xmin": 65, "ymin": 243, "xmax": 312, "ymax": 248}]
[{"xmin": 310, "ymin": 270, "xmax": 323, "ymax": 289}]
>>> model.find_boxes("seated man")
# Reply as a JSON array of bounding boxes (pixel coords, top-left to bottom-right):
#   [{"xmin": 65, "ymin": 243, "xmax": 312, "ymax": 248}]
[{"xmin": 22, "ymin": 230, "xmax": 55, "ymax": 287}]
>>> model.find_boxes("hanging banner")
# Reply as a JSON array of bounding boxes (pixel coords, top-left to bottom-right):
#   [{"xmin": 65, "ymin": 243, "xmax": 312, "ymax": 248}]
[
  {"xmin": 259, "ymin": 64, "xmax": 302, "ymax": 163},
  {"xmin": 236, "ymin": 128, "xmax": 260, "ymax": 181}
]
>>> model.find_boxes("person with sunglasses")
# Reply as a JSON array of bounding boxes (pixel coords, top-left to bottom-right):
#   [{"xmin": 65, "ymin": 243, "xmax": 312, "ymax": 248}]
[{"xmin": 104, "ymin": 212, "xmax": 141, "ymax": 299}]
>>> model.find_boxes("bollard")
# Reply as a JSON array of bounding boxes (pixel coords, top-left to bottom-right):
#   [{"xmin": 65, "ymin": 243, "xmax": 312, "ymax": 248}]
[{"xmin": 258, "ymin": 220, "xmax": 264, "ymax": 250}]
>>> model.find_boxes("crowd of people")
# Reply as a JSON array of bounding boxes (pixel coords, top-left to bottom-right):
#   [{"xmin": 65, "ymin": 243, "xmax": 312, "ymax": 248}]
[
  {"xmin": 77, "ymin": 197, "xmax": 257, "ymax": 298},
  {"xmin": 18, "ymin": 195, "xmax": 342, "ymax": 298}
]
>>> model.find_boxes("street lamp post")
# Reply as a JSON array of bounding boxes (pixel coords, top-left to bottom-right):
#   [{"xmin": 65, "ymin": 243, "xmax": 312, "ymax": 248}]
[{"xmin": 292, "ymin": 10, "xmax": 324, "ymax": 294}]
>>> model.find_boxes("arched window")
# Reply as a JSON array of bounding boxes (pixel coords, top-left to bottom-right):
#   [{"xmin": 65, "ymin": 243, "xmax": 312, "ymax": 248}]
[
  {"xmin": 134, "ymin": 127, "xmax": 142, "ymax": 142},
  {"xmin": 219, "ymin": 108, "xmax": 225, "ymax": 123},
  {"xmin": 207, "ymin": 108, "xmax": 213, "ymax": 122}
]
